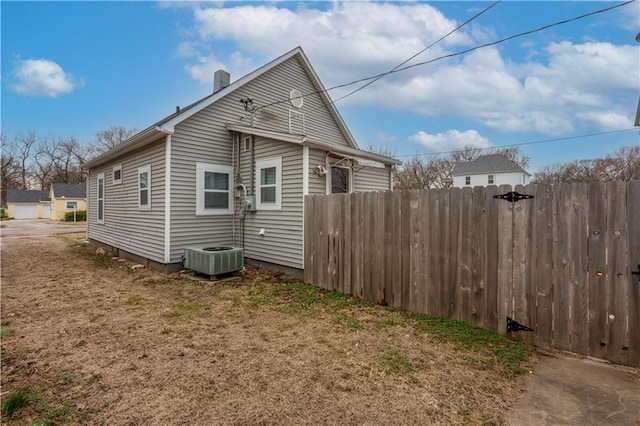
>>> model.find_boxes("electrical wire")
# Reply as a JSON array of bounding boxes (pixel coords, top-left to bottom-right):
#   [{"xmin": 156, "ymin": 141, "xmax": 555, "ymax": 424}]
[
  {"xmin": 329, "ymin": 0, "xmax": 501, "ymax": 105},
  {"xmin": 255, "ymin": 0, "xmax": 635, "ymax": 111},
  {"xmin": 394, "ymin": 128, "xmax": 639, "ymax": 159}
]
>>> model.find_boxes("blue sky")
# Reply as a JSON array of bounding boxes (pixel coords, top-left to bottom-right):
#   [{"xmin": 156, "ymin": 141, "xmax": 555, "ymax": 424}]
[{"xmin": 2, "ymin": 1, "xmax": 639, "ymax": 173}]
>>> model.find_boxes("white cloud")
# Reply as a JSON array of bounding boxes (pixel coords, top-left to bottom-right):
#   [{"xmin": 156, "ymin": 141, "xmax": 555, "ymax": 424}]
[
  {"xmin": 409, "ymin": 129, "xmax": 492, "ymax": 152},
  {"xmin": 178, "ymin": 3, "xmax": 639, "ymax": 136},
  {"xmin": 10, "ymin": 58, "xmax": 83, "ymax": 97},
  {"xmin": 184, "ymin": 51, "xmax": 255, "ymax": 85}
]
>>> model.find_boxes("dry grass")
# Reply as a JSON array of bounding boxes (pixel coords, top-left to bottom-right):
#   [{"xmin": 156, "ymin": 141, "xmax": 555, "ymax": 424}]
[{"xmin": 1, "ymin": 234, "xmax": 530, "ymax": 425}]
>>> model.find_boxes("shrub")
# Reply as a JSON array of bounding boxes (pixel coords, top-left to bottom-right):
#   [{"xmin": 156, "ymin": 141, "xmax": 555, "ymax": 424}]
[{"xmin": 64, "ymin": 210, "xmax": 86, "ymax": 222}]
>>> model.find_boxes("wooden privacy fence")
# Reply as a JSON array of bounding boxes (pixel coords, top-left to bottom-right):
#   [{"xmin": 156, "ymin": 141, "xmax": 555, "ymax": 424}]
[{"xmin": 303, "ymin": 181, "xmax": 640, "ymax": 367}]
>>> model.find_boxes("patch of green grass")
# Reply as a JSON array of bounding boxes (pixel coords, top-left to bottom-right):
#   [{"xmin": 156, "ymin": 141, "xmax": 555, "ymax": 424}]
[
  {"xmin": 62, "ymin": 373, "xmax": 74, "ymax": 383},
  {"xmin": 381, "ymin": 349, "xmax": 415, "ymax": 375},
  {"xmin": 457, "ymin": 408, "xmax": 470, "ymax": 421},
  {"xmin": 1, "ymin": 325, "xmax": 15, "ymax": 338},
  {"xmin": 409, "ymin": 313, "xmax": 529, "ymax": 374},
  {"xmin": 168, "ymin": 302, "xmax": 210, "ymax": 318},
  {"xmin": 3, "ymin": 388, "xmax": 39, "ymax": 417}
]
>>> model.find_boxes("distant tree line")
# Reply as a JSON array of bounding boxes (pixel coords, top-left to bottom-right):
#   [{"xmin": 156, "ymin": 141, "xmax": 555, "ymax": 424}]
[
  {"xmin": 366, "ymin": 143, "xmax": 639, "ymax": 190},
  {"xmin": 0, "ymin": 126, "xmax": 136, "ymax": 206}
]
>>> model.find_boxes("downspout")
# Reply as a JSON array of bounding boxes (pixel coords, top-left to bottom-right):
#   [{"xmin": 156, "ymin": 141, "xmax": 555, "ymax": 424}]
[
  {"xmin": 163, "ymin": 134, "xmax": 172, "ymax": 264},
  {"xmin": 250, "ymin": 135, "xmax": 256, "ymax": 196},
  {"xmin": 302, "ymin": 145, "xmax": 309, "ymax": 271},
  {"xmin": 232, "ymin": 132, "xmax": 237, "ymax": 246}
]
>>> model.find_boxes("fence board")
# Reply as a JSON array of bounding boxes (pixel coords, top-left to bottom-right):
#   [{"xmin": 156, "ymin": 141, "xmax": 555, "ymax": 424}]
[
  {"xmin": 497, "ymin": 184, "xmax": 513, "ymax": 335},
  {"xmin": 485, "ymin": 185, "xmax": 500, "ymax": 331},
  {"xmin": 391, "ymin": 191, "xmax": 403, "ymax": 308},
  {"xmin": 627, "ymin": 180, "xmax": 640, "ymax": 367},
  {"xmin": 427, "ymin": 189, "xmax": 441, "ymax": 316},
  {"xmin": 383, "ymin": 190, "xmax": 394, "ymax": 306},
  {"xmin": 570, "ymin": 184, "xmax": 589, "ymax": 355},
  {"xmin": 607, "ymin": 181, "xmax": 629, "ymax": 365},
  {"xmin": 416, "ymin": 190, "xmax": 431, "ymax": 314},
  {"xmin": 471, "ymin": 186, "xmax": 487, "ymax": 327},
  {"xmin": 532, "ymin": 184, "xmax": 554, "ymax": 348},
  {"xmin": 459, "ymin": 187, "xmax": 473, "ymax": 323},
  {"xmin": 408, "ymin": 190, "xmax": 421, "ymax": 312},
  {"xmin": 553, "ymin": 183, "xmax": 572, "ymax": 351},
  {"xmin": 342, "ymin": 194, "xmax": 352, "ymax": 296},
  {"xmin": 512, "ymin": 184, "xmax": 533, "ymax": 344},
  {"xmin": 587, "ymin": 182, "xmax": 608, "ymax": 359}
]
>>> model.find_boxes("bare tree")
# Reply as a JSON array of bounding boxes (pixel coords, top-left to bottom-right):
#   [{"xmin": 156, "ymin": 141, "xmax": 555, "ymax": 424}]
[
  {"xmin": 89, "ymin": 126, "xmax": 137, "ymax": 157},
  {"xmin": 1, "ymin": 133, "xmax": 22, "ymax": 206},
  {"xmin": 533, "ymin": 145, "xmax": 639, "ymax": 184},
  {"xmin": 12, "ymin": 132, "xmax": 38, "ymax": 189},
  {"xmin": 35, "ymin": 136, "xmax": 88, "ymax": 186}
]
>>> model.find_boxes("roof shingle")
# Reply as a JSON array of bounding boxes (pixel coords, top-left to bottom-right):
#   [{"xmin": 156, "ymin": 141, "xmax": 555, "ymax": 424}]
[{"xmin": 452, "ymin": 154, "xmax": 529, "ymax": 176}]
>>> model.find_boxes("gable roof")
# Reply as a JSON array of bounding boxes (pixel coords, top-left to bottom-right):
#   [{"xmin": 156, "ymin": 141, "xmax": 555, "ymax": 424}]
[
  {"xmin": 84, "ymin": 47, "xmax": 381, "ymax": 169},
  {"xmin": 52, "ymin": 183, "xmax": 86, "ymax": 199},
  {"xmin": 6, "ymin": 190, "xmax": 50, "ymax": 203},
  {"xmin": 452, "ymin": 154, "xmax": 530, "ymax": 176}
]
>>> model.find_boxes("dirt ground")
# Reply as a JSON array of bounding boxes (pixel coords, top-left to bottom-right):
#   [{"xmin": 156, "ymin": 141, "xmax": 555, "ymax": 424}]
[{"xmin": 1, "ymin": 234, "xmax": 529, "ymax": 425}]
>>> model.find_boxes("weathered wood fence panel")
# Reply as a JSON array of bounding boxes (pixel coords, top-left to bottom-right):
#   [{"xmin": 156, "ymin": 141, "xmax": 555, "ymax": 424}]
[{"xmin": 303, "ymin": 181, "xmax": 640, "ymax": 367}]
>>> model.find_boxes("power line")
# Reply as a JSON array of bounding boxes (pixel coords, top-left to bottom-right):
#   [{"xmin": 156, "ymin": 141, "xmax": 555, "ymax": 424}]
[
  {"xmin": 330, "ymin": 0, "xmax": 501, "ymax": 105},
  {"xmin": 394, "ymin": 128, "xmax": 639, "ymax": 159},
  {"xmin": 256, "ymin": 0, "xmax": 635, "ymax": 111}
]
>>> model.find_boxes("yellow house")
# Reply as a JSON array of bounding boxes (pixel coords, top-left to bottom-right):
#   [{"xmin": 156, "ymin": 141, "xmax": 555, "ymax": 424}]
[
  {"xmin": 6, "ymin": 189, "xmax": 51, "ymax": 219},
  {"xmin": 50, "ymin": 183, "xmax": 87, "ymax": 221}
]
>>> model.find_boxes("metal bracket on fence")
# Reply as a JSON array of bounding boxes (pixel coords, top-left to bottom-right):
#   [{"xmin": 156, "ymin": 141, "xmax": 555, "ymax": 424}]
[
  {"xmin": 632, "ymin": 264, "xmax": 640, "ymax": 282},
  {"xmin": 493, "ymin": 191, "xmax": 534, "ymax": 203},
  {"xmin": 507, "ymin": 317, "xmax": 534, "ymax": 333}
]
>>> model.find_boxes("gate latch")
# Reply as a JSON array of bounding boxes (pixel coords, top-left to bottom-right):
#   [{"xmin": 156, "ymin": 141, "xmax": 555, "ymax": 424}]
[
  {"xmin": 507, "ymin": 317, "xmax": 534, "ymax": 332},
  {"xmin": 632, "ymin": 264, "xmax": 640, "ymax": 282},
  {"xmin": 493, "ymin": 191, "xmax": 534, "ymax": 203}
]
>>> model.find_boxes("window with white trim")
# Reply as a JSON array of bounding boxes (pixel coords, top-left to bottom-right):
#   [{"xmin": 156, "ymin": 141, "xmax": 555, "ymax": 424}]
[
  {"xmin": 488, "ymin": 174, "xmax": 494, "ymax": 184},
  {"xmin": 66, "ymin": 201, "xmax": 78, "ymax": 209},
  {"xmin": 138, "ymin": 165, "xmax": 151, "ymax": 210},
  {"xmin": 465, "ymin": 176, "xmax": 471, "ymax": 186},
  {"xmin": 113, "ymin": 164, "xmax": 122, "ymax": 185},
  {"xmin": 196, "ymin": 163, "xmax": 233, "ymax": 215},
  {"xmin": 331, "ymin": 166, "xmax": 351, "ymax": 194},
  {"xmin": 256, "ymin": 158, "xmax": 282, "ymax": 210},
  {"xmin": 97, "ymin": 172, "xmax": 105, "ymax": 224}
]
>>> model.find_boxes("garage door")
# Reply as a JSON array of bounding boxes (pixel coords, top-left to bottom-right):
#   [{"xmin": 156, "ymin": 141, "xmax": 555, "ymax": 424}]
[
  {"xmin": 42, "ymin": 205, "xmax": 51, "ymax": 219},
  {"xmin": 14, "ymin": 205, "xmax": 38, "ymax": 219}
]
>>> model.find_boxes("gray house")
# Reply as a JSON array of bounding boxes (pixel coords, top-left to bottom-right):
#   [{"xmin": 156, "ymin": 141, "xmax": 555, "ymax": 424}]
[
  {"xmin": 452, "ymin": 154, "xmax": 530, "ymax": 188},
  {"xmin": 83, "ymin": 47, "xmax": 400, "ymax": 274}
]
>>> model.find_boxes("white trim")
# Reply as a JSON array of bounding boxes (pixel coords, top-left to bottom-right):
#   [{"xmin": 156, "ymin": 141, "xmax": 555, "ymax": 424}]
[
  {"xmin": 330, "ymin": 165, "xmax": 351, "ymax": 194},
  {"xmin": 289, "ymin": 88, "xmax": 303, "ymax": 108},
  {"xmin": 164, "ymin": 135, "xmax": 171, "ymax": 263},
  {"xmin": 302, "ymin": 146, "xmax": 309, "ymax": 196},
  {"xmin": 65, "ymin": 201, "xmax": 78, "ymax": 209},
  {"xmin": 138, "ymin": 165, "xmax": 151, "ymax": 210},
  {"xmin": 113, "ymin": 164, "xmax": 122, "ymax": 185},
  {"xmin": 256, "ymin": 157, "xmax": 282, "ymax": 210},
  {"xmin": 97, "ymin": 172, "xmax": 105, "ymax": 224},
  {"xmin": 196, "ymin": 163, "xmax": 233, "ymax": 215}
]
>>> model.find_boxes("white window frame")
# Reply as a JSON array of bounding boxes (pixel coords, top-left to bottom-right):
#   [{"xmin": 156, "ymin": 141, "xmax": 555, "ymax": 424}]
[
  {"xmin": 113, "ymin": 164, "xmax": 122, "ymax": 185},
  {"xmin": 330, "ymin": 165, "xmax": 351, "ymax": 194},
  {"xmin": 243, "ymin": 136, "xmax": 251, "ymax": 153},
  {"xmin": 465, "ymin": 176, "xmax": 471, "ymax": 186},
  {"xmin": 97, "ymin": 172, "xmax": 105, "ymax": 224},
  {"xmin": 488, "ymin": 174, "xmax": 494, "ymax": 185},
  {"xmin": 256, "ymin": 158, "xmax": 282, "ymax": 210},
  {"xmin": 196, "ymin": 163, "xmax": 233, "ymax": 215},
  {"xmin": 66, "ymin": 201, "xmax": 78, "ymax": 209},
  {"xmin": 138, "ymin": 165, "xmax": 151, "ymax": 210}
]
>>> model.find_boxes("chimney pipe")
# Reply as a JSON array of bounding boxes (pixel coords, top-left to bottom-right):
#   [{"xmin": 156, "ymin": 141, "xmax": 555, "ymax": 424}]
[{"xmin": 214, "ymin": 70, "xmax": 231, "ymax": 93}]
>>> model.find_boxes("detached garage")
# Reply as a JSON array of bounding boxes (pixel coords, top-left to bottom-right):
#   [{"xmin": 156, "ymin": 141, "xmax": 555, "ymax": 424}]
[{"xmin": 6, "ymin": 190, "xmax": 51, "ymax": 220}]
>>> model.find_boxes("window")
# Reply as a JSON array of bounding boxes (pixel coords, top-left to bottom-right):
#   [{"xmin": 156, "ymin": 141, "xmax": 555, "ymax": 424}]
[
  {"xmin": 331, "ymin": 166, "xmax": 351, "ymax": 194},
  {"xmin": 97, "ymin": 172, "xmax": 105, "ymax": 224},
  {"xmin": 256, "ymin": 158, "xmax": 282, "ymax": 210},
  {"xmin": 243, "ymin": 136, "xmax": 251, "ymax": 152},
  {"xmin": 138, "ymin": 165, "xmax": 151, "ymax": 210},
  {"xmin": 66, "ymin": 201, "xmax": 78, "ymax": 209},
  {"xmin": 196, "ymin": 163, "xmax": 233, "ymax": 215},
  {"xmin": 465, "ymin": 176, "xmax": 471, "ymax": 186},
  {"xmin": 488, "ymin": 174, "xmax": 494, "ymax": 185},
  {"xmin": 113, "ymin": 164, "xmax": 122, "ymax": 185}
]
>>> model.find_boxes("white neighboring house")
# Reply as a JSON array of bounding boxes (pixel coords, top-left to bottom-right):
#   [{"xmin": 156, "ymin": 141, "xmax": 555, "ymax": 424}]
[{"xmin": 452, "ymin": 154, "xmax": 531, "ymax": 188}]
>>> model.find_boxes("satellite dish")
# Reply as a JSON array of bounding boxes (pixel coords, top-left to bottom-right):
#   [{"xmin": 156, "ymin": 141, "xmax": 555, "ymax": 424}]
[{"xmin": 290, "ymin": 89, "xmax": 303, "ymax": 108}]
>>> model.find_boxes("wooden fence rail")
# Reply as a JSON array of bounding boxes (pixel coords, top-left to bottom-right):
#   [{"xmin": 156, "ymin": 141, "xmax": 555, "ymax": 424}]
[{"xmin": 303, "ymin": 181, "xmax": 640, "ymax": 367}]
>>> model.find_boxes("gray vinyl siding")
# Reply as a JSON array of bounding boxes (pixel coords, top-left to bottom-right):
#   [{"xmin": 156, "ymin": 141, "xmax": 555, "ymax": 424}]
[
  {"xmin": 168, "ymin": 116, "xmax": 235, "ymax": 262},
  {"xmin": 87, "ymin": 140, "xmax": 167, "ymax": 263},
  {"xmin": 353, "ymin": 165, "xmax": 392, "ymax": 192},
  {"xmin": 308, "ymin": 148, "xmax": 329, "ymax": 194},
  {"xmin": 237, "ymin": 137, "xmax": 304, "ymax": 269},
  {"xmin": 238, "ymin": 57, "xmax": 351, "ymax": 148}
]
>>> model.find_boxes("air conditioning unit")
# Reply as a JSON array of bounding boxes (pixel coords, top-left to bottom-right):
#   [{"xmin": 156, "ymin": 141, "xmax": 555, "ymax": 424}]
[{"xmin": 183, "ymin": 245, "xmax": 244, "ymax": 276}]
